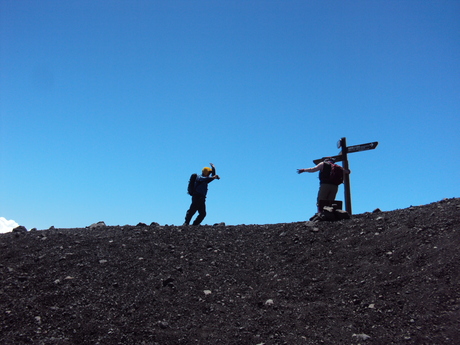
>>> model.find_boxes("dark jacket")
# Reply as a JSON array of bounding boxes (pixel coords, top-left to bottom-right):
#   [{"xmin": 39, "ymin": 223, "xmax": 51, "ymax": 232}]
[{"xmin": 194, "ymin": 166, "xmax": 216, "ymax": 196}]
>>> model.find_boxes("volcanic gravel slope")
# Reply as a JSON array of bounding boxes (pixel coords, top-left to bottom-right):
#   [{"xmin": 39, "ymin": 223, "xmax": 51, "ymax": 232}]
[{"xmin": 1, "ymin": 199, "xmax": 459, "ymax": 345}]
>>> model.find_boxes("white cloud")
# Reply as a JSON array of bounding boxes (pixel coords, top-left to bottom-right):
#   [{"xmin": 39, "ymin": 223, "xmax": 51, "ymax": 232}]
[{"xmin": 0, "ymin": 217, "xmax": 19, "ymax": 233}]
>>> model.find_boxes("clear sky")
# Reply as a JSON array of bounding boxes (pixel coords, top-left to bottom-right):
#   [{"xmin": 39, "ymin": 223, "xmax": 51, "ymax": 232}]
[{"xmin": 1, "ymin": 0, "xmax": 459, "ymax": 232}]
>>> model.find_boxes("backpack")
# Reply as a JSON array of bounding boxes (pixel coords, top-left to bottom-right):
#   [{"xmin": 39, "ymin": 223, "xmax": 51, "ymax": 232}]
[
  {"xmin": 320, "ymin": 162, "xmax": 344, "ymax": 185},
  {"xmin": 187, "ymin": 173, "xmax": 197, "ymax": 195}
]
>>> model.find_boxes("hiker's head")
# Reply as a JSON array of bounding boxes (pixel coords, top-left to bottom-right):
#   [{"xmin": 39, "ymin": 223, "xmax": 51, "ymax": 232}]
[
  {"xmin": 202, "ymin": 167, "xmax": 212, "ymax": 176},
  {"xmin": 324, "ymin": 157, "xmax": 335, "ymax": 164}
]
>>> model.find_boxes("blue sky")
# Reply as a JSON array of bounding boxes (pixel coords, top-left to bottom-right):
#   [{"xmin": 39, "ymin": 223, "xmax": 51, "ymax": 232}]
[{"xmin": 1, "ymin": 0, "xmax": 459, "ymax": 231}]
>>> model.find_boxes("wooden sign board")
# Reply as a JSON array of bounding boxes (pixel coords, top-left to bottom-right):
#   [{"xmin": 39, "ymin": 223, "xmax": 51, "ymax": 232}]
[
  {"xmin": 346, "ymin": 141, "xmax": 378, "ymax": 153},
  {"xmin": 313, "ymin": 141, "xmax": 378, "ymax": 164},
  {"xmin": 313, "ymin": 155, "xmax": 343, "ymax": 165}
]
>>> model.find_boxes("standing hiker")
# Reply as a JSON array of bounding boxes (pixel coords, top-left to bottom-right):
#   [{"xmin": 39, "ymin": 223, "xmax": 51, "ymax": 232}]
[
  {"xmin": 297, "ymin": 158, "xmax": 350, "ymax": 213},
  {"xmin": 184, "ymin": 163, "xmax": 220, "ymax": 226}
]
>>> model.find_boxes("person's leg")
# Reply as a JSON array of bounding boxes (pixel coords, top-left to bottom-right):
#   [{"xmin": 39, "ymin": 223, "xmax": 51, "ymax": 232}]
[
  {"xmin": 192, "ymin": 197, "xmax": 207, "ymax": 225},
  {"xmin": 317, "ymin": 185, "xmax": 326, "ymax": 212},
  {"xmin": 317, "ymin": 184, "xmax": 338, "ymax": 212},
  {"xmin": 327, "ymin": 184, "xmax": 339, "ymax": 201},
  {"xmin": 184, "ymin": 197, "xmax": 199, "ymax": 225}
]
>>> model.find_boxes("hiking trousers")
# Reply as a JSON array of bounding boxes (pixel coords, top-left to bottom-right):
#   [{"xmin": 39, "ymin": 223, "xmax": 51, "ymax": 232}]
[
  {"xmin": 317, "ymin": 183, "xmax": 338, "ymax": 212},
  {"xmin": 185, "ymin": 194, "xmax": 207, "ymax": 225}
]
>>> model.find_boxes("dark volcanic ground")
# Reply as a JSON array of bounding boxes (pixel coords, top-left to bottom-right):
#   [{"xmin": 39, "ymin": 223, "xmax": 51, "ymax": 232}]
[{"xmin": 1, "ymin": 198, "xmax": 459, "ymax": 345}]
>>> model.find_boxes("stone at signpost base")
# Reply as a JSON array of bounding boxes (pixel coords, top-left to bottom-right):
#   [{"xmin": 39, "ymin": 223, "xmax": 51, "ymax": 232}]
[
  {"xmin": 321, "ymin": 206, "xmax": 337, "ymax": 221},
  {"xmin": 309, "ymin": 204, "xmax": 351, "ymax": 222},
  {"xmin": 318, "ymin": 200, "xmax": 342, "ymax": 212},
  {"xmin": 309, "ymin": 213, "xmax": 321, "ymax": 222},
  {"xmin": 335, "ymin": 209, "xmax": 351, "ymax": 220}
]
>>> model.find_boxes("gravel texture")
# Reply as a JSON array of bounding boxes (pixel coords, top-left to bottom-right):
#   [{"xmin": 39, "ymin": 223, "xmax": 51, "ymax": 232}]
[{"xmin": 1, "ymin": 198, "xmax": 459, "ymax": 344}]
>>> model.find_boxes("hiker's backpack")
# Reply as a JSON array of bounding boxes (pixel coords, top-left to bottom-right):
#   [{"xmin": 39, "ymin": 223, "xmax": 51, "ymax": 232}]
[
  {"xmin": 320, "ymin": 162, "xmax": 344, "ymax": 185},
  {"xmin": 187, "ymin": 173, "xmax": 197, "ymax": 195}
]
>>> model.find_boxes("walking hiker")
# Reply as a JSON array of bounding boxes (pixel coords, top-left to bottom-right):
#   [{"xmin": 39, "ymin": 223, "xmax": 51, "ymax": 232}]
[
  {"xmin": 297, "ymin": 158, "xmax": 350, "ymax": 213},
  {"xmin": 184, "ymin": 163, "xmax": 220, "ymax": 226}
]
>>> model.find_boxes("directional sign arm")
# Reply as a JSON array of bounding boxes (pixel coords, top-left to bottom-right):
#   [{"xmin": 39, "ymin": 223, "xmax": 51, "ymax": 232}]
[
  {"xmin": 346, "ymin": 141, "xmax": 378, "ymax": 153},
  {"xmin": 313, "ymin": 142, "xmax": 378, "ymax": 164}
]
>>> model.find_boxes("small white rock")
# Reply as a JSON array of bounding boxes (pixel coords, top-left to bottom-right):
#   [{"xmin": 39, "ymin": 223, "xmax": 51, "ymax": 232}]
[
  {"xmin": 265, "ymin": 299, "xmax": 274, "ymax": 306},
  {"xmin": 352, "ymin": 333, "xmax": 371, "ymax": 340}
]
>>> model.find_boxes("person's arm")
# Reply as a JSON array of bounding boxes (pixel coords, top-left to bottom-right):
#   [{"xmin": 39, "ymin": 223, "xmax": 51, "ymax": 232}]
[
  {"xmin": 202, "ymin": 174, "xmax": 220, "ymax": 183},
  {"xmin": 297, "ymin": 162, "xmax": 324, "ymax": 174},
  {"xmin": 210, "ymin": 163, "xmax": 219, "ymax": 179}
]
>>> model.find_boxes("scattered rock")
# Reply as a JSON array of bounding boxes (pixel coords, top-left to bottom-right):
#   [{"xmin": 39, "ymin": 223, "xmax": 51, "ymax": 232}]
[
  {"xmin": 352, "ymin": 333, "xmax": 371, "ymax": 340},
  {"xmin": 89, "ymin": 221, "xmax": 106, "ymax": 229},
  {"xmin": 265, "ymin": 299, "xmax": 274, "ymax": 306},
  {"xmin": 162, "ymin": 277, "xmax": 174, "ymax": 287},
  {"xmin": 12, "ymin": 225, "xmax": 27, "ymax": 233},
  {"xmin": 158, "ymin": 321, "xmax": 169, "ymax": 329}
]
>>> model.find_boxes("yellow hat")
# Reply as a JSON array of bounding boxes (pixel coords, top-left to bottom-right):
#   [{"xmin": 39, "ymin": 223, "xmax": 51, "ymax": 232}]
[{"xmin": 202, "ymin": 167, "xmax": 212, "ymax": 174}]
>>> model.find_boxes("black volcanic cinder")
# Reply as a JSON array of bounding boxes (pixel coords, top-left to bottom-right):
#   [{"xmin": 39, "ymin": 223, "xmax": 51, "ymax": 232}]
[{"xmin": 1, "ymin": 199, "xmax": 459, "ymax": 344}]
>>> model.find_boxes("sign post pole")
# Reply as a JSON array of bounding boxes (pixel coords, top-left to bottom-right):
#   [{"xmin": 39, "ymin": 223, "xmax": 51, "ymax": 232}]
[{"xmin": 340, "ymin": 137, "xmax": 352, "ymax": 215}]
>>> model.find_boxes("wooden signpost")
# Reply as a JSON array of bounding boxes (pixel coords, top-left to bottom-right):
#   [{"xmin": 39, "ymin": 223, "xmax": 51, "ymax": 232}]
[{"xmin": 313, "ymin": 137, "xmax": 378, "ymax": 215}]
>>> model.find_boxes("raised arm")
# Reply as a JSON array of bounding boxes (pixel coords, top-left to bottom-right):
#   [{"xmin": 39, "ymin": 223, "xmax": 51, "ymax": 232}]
[{"xmin": 297, "ymin": 162, "xmax": 324, "ymax": 174}]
